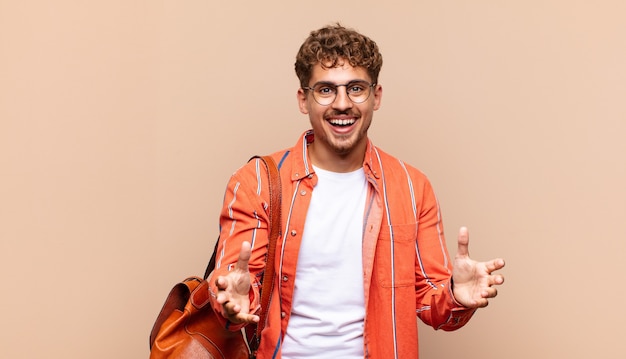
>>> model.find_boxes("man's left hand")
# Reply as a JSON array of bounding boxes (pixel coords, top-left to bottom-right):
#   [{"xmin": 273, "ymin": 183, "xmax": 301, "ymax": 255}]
[{"xmin": 452, "ymin": 227, "xmax": 505, "ymax": 308}]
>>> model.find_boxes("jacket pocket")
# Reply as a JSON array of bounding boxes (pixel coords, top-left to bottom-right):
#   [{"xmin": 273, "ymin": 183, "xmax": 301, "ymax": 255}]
[{"xmin": 376, "ymin": 223, "xmax": 417, "ymax": 288}]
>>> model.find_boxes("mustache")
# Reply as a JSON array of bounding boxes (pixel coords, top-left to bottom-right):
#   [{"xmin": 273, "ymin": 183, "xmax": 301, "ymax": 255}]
[{"xmin": 324, "ymin": 109, "xmax": 360, "ymax": 118}]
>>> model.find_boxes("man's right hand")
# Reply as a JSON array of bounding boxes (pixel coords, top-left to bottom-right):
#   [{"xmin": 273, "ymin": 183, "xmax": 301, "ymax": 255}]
[{"xmin": 214, "ymin": 241, "xmax": 260, "ymax": 324}]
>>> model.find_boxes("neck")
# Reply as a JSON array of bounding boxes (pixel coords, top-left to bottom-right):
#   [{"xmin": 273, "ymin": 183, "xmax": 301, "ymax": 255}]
[{"xmin": 308, "ymin": 141, "xmax": 366, "ymax": 173}]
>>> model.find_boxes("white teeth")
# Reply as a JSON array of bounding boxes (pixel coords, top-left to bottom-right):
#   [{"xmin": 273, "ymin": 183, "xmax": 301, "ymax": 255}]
[{"xmin": 329, "ymin": 119, "xmax": 356, "ymax": 126}]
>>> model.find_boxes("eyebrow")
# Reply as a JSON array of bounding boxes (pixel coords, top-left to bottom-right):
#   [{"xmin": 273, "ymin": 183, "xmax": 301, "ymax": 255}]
[{"xmin": 310, "ymin": 79, "xmax": 370, "ymax": 87}]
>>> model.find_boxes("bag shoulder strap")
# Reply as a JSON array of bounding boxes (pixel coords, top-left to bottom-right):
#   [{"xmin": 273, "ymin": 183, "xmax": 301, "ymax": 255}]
[{"xmin": 253, "ymin": 155, "xmax": 281, "ymax": 351}]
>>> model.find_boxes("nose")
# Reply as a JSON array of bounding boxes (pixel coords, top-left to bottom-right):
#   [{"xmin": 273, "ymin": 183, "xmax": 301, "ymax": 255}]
[{"xmin": 331, "ymin": 85, "xmax": 353, "ymax": 110}]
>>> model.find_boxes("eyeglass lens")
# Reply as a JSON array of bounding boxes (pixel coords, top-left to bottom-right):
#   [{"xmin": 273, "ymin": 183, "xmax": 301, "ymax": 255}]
[{"xmin": 308, "ymin": 81, "xmax": 373, "ymax": 105}]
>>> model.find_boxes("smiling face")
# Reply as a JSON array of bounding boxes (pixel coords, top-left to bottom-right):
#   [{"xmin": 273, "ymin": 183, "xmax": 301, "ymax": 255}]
[{"xmin": 297, "ymin": 61, "xmax": 382, "ymax": 172}]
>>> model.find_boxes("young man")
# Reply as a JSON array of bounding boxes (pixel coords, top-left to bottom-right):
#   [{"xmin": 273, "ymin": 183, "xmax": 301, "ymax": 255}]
[{"xmin": 208, "ymin": 24, "xmax": 505, "ymax": 359}]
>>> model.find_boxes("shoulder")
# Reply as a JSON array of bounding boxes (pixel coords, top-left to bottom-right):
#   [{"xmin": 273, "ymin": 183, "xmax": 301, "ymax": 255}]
[
  {"xmin": 234, "ymin": 149, "xmax": 291, "ymax": 176},
  {"xmin": 371, "ymin": 145, "xmax": 430, "ymax": 183},
  {"xmin": 226, "ymin": 148, "xmax": 292, "ymax": 196}
]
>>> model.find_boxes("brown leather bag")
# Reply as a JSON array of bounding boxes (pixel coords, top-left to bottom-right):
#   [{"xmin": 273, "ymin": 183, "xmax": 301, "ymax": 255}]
[{"xmin": 149, "ymin": 156, "xmax": 282, "ymax": 359}]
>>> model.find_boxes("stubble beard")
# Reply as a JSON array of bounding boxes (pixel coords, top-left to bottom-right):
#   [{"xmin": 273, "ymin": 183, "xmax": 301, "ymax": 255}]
[{"xmin": 326, "ymin": 119, "xmax": 370, "ymax": 157}]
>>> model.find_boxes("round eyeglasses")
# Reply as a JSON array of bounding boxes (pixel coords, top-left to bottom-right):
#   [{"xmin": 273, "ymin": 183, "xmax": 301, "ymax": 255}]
[{"xmin": 303, "ymin": 81, "xmax": 376, "ymax": 106}]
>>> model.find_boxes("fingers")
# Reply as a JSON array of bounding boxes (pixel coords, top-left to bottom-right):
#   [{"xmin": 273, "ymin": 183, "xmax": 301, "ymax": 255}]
[
  {"xmin": 482, "ymin": 286, "xmax": 498, "ymax": 299},
  {"xmin": 490, "ymin": 258, "xmax": 506, "ymax": 271},
  {"xmin": 215, "ymin": 284, "xmax": 259, "ymax": 324},
  {"xmin": 485, "ymin": 259, "xmax": 505, "ymax": 288},
  {"xmin": 235, "ymin": 313, "xmax": 260, "ymax": 324},
  {"xmin": 475, "ymin": 284, "xmax": 499, "ymax": 307},
  {"xmin": 214, "ymin": 279, "xmax": 230, "ymax": 304},
  {"xmin": 230, "ymin": 312, "xmax": 260, "ymax": 324},
  {"xmin": 485, "ymin": 258, "xmax": 506, "ymax": 279},
  {"xmin": 215, "ymin": 276, "xmax": 228, "ymax": 291},
  {"xmin": 479, "ymin": 270, "xmax": 504, "ymax": 305},
  {"xmin": 492, "ymin": 273, "xmax": 505, "ymax": 286},
  {"xmin": 456, "ymin": 226, "xmax": 470, "ymax": 257},
  {"xmin": 212, "ymin": 241, "xmax": 257, "ymax": 324},
  {"xmin": 235, "ymin": 241, "xmax": 252, "ymax": 272},
  {"xmin": 221, "ymin": 300, "xmax": 260, "ymax": 324},
  {"xmin": 214, "ymin": 241, "xmax": 253, "ymax": 293}
]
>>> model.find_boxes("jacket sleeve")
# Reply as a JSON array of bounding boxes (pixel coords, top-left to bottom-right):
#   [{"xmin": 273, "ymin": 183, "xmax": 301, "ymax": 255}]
[
  {"xmin": 207, "ymin": 160, "xmax": 272, "ymax": 330},
  {"xmin": 414, "ymin": 178, "xmax": 477, "ymax": 331}
]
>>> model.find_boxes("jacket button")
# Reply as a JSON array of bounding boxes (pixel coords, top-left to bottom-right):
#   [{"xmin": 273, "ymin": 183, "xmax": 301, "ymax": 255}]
[
  {"xmin": 282, "ymin": 275, "xmax": 289, "ymax": 282},
  {"xmin": 291, "ymin": 230, "xmax": 297, "ymax": 236},
  {"xmin": 281, "ymin": 311, "xmax": 286, "ymax": 318},
  {"xmin": 300, "ymin": 190, "xmax": 306, "ymax": 196}
]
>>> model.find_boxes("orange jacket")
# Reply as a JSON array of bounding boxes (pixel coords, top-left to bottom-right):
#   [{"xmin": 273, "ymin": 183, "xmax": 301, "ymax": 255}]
[{"xmin": 209, "ymin": 131, "xmax": 475, "ymax": 359}]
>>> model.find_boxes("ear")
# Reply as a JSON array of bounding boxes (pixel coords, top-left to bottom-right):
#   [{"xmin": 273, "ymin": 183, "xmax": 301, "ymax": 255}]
[
  {"xmin": 372, "ymin": 84, "xmax": 383, "ymax": 111},
  {"xmin": 297, "ymin": 88, "xmax": 309, "ymax": 114}
]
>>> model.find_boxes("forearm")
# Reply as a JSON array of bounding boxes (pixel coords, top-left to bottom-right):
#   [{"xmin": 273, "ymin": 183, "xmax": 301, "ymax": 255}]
[
  {"xmin": 207, "ymin": 166, "xmax": 272, "ymax": 328},
  {"xmin": 414, "ymin": 179, "xmax": 476, "ymax": 330}
]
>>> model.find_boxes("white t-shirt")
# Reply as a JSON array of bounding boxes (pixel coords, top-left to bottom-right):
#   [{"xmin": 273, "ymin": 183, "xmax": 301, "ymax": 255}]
[{"xmin": 281, "ymin": 166, "xmax": 367, "ymax": 359}]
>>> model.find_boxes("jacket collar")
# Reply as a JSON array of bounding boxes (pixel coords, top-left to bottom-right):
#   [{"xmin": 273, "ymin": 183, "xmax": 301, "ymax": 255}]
[{"xmin": 289, "ymin": 130, "xmax": 382, "ymax": 182}]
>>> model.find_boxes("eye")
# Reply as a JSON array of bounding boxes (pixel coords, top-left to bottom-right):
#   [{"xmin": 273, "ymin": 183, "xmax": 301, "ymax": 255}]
[
  {"xmin": 347, "ymin": 82, "xmax": 367, "ymax": 94},
  {"xmin": 315, "ymin": 85, "xmax": 336, "ymax": 96}
]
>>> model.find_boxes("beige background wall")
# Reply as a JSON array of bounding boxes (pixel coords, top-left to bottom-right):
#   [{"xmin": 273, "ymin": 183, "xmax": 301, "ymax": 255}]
[{"xmin": 1, "ymin": 1, "xmax": 625, "ymax": 358}]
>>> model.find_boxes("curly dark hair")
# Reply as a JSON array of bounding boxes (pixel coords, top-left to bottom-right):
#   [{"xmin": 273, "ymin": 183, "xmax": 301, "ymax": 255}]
[{"xmin": 294, "ymin": 23, "xmax": 383, "ymax": 88}]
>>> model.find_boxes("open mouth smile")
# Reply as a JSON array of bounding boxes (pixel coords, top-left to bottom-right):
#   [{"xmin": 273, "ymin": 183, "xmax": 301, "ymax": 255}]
[{"xmin": 328, "ymin": 118, "xmax": 356, "ymax": 127}]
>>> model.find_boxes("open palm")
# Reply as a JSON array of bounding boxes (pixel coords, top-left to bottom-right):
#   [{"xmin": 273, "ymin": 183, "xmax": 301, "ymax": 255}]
[
  {"xmin": 452, "ymin": 227, "xmax": 505, "ymax": 308},
  {"xmin": 214, "ymin": 241, "xmax": 260, "ymax": 324}
]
